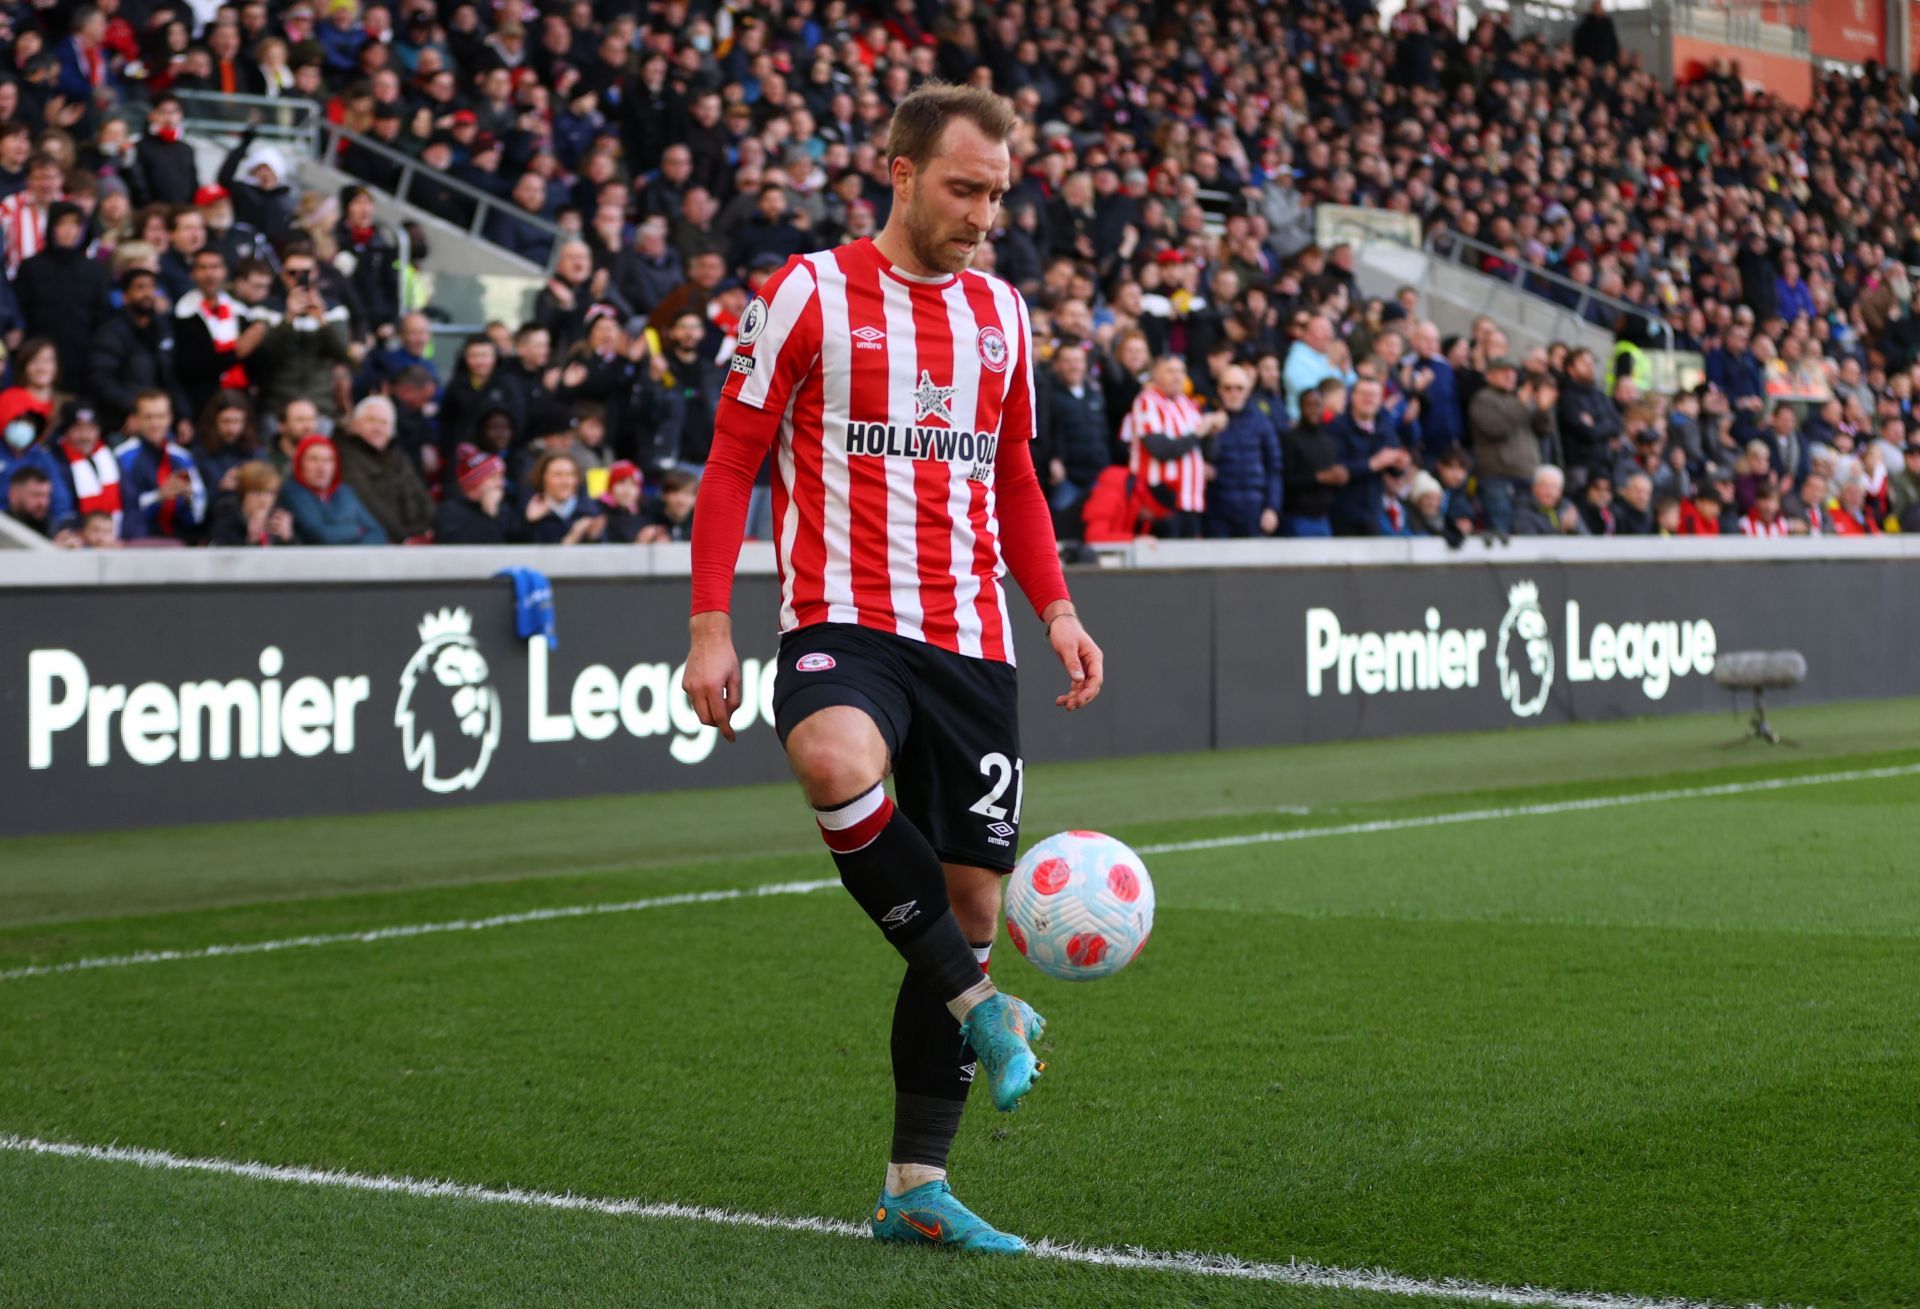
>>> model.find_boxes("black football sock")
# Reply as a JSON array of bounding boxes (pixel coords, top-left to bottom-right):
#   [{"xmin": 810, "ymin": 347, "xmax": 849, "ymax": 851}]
[
  {"xmin": 888, "ymin": 942, "xmax": 992, "ymax": 1173},
  {"xmin": 815, "ymin": 783, "xmax": 990, "ymax": 1006}
]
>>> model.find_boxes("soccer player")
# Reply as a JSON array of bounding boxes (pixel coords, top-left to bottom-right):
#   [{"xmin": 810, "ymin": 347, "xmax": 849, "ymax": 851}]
[{"xmin": 684, "ymin": 83, "xmax": 1104, "ymax": 1255}]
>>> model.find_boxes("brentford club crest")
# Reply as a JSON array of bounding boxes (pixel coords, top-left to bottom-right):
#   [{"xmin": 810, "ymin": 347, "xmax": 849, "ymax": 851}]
[{"xmin": 977, "ymin": 325, "xmax": 1009, "ymax": 373}]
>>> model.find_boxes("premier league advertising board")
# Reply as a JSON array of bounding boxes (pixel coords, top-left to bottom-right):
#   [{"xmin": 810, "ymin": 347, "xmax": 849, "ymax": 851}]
[{"xmin": 0, "ymin": 560, "xmax": 1909, "ymax": 835}]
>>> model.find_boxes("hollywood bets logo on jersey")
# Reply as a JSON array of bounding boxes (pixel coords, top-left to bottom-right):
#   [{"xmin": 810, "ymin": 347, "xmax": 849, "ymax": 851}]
[{"xmin": 842, "ymin": 366, "xmax": 1000, "ymax": 484}]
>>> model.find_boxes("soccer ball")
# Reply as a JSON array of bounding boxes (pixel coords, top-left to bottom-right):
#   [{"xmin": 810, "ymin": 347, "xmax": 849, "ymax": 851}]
[{"xmin": 1004, "ymin": 831, "xmax": 1155, "ymax": 981}]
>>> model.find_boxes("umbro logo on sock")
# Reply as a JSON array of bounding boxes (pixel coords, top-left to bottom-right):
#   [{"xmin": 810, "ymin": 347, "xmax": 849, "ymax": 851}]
[{"xmin": 881, "ymin": 900, "xmax": 919, "ymax": 928}]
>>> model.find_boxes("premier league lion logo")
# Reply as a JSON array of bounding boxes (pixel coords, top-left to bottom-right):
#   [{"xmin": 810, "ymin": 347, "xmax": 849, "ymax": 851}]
[
  {"xmin": 1495, "ymin": 580, "xmax": 1554, "ymax": 719},
  {"xmin": 396, "ymin": 607, "xmax": 502, "ymax": 793}
]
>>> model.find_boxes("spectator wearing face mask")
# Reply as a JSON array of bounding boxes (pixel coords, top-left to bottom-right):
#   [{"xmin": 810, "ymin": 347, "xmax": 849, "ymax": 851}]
[
  {"xmin": 127, "ymin": 95, "xmax": 196, "ymax": 208},
  {"xmin": 0, "ymin": 406, "xmax": 72, "ymax": 527}
]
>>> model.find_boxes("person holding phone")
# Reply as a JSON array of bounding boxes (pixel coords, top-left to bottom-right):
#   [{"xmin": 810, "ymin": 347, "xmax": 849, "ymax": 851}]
[{"xmin": 255, "ymin": 250, "xmax": 353, "ymax": 425}]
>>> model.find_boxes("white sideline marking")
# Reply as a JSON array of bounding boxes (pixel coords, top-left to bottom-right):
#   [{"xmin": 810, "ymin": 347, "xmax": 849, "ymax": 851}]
[
  {"xmin": 5, "ymin": 763, "xmax": 1915, "ymax": 985},
  {"xmin": 0, "ymin": 880, "xmax": 841, "ymax": 982},
  {"xmin": 0, "ymin": 1133, "xmax": 1787, "ymax": 1309},
  {"xmin": 1135, "ymin": 763, "xmax": 1920, "ymax": 856}
]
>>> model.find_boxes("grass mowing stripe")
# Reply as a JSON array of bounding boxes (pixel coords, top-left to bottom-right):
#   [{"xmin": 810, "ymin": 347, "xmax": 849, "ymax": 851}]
[
  {"xmin": 9, "ymin": 760, "xmax": 1915, "ymax": 985},
  {"xmin": 0, "ymin": 1134, "xmax": 1793, "ymax": 1309},
  {"xmin": 1138, "ymin": 762, "xmax": 1920, "ymax": 854},
  {"xmin": 0, "ymin": 879, "xmax": 840, "ymax": 982}
]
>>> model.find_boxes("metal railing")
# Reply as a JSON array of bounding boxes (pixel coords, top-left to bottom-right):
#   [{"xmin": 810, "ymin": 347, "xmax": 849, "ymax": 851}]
[
  {"xmin": 310, "ymin": 118, "xmax": 566, "ymax": 273},
  {"xmin": 176, "ymin": 89, "xmax": 319, "ymax": 152},
  {"xmin": 1424, "ymin": 227, "xmax": 1676, "ymax": 354},
  {"xmin": 1671, "ymin": 0, "xmax": 1810, "ymax": 55},
  {"xmin": 177, "ymin": 91, "xmax": 565, "ymax": 274}
]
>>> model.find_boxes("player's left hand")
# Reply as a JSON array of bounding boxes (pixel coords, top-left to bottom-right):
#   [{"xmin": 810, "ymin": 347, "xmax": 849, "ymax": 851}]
[{"xmin": 1047, "ymin": 612, "xmax": 1104, "ymax": 711}]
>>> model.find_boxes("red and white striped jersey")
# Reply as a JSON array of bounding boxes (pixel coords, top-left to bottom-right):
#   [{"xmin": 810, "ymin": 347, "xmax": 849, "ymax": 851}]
[
  {"xmin": 0, "ymin": 189, "xmax": 61, "ymax": 276},
  {"xmin": 1738, "ymin": 513, "xmax": 1790, "ymax": 537},
  {"xmin": 720, "ymin": 237, "xmax": 1037, "ymax": 664},
  {"xmin": 1122, "ymin": 385, "xmax": 1208, "ymax": 513}
]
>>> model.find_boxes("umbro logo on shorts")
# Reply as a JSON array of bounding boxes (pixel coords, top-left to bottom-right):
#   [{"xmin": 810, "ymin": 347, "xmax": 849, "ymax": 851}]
[
  {"xmin": 796, "ymin": 653, "xmax": 837, "ymax": 672},
  {"xmin": 986, "ymin": 821, "xmax": 1015, "ymax": 839}
]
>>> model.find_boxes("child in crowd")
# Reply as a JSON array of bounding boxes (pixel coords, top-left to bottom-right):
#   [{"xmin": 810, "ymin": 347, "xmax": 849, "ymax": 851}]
[
  {"xmin": 602, "ymin": 460, "xmax": 647, "ymax": 543},
  {"xmin": 634, "ymin": 467, "xmax": 697, "ymax": 543}
]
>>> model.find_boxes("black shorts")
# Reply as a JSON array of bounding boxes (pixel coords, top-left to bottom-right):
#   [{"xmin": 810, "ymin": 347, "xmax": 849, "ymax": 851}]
[{"xmin": 773, "ymin": 623, "xmax": 1024, "ymax": 872}]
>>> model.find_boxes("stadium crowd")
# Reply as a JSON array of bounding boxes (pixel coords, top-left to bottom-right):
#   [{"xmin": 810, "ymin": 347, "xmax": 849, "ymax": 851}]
[{"xmin": 2, "ymin": 0, "xmax": 1920, "ymax": 550}]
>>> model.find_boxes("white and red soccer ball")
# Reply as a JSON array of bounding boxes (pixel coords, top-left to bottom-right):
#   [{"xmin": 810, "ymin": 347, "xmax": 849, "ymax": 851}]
[{"xmin": 1005, "ymin": 831, "xmax": 1155, "ymax": 981}]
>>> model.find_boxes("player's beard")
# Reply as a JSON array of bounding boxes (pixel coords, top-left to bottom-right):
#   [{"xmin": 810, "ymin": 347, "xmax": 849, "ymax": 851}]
[{"xmin": 902, "ymin": 179, "xmax": 979, "ymax": 274}]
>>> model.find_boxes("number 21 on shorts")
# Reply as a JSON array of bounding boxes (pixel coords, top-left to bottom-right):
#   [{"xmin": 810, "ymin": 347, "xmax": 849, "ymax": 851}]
[{"xmin": 969, "ymin": 753, "xmax": 1024, "ymax": 823}]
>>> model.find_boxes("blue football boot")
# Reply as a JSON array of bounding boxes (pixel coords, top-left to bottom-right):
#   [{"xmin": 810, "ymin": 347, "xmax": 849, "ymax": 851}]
[
  {"xmin": 872, "ymin": 1180, "xmax": 1028, "ymax": 1255},
  {"xmin": 959, "ymin": 993, "xmax": 1046, "ymax": 1112}
]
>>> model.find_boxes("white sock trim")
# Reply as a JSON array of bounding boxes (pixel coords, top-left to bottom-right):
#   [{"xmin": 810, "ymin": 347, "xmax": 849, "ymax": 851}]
[
  {"xmin": 884, "ymin": 1162, "xmax": 947, "ymax": 1196},
  {"xmin": 946, "ymin": 975, "xmax": 997, "ymax": 1024},
  {"xmin": 813, "ymin": 783, "xmax": 887, "ymax": 831}
]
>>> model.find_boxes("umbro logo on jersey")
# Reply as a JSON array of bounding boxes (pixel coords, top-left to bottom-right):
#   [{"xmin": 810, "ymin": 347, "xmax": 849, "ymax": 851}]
[
  {"xmin": 851, "ymin": 325, "xmax": 886, "ymax": 350},
  {"xmin": 881, "ymin": 899, "xmax": 919, "ymax": 928}
]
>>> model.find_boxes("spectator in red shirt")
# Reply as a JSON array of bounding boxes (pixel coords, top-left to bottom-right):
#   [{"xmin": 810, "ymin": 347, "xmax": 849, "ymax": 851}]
[{"xmin": 1830, "ymin": 470, "xmax": 1883, "ymax": 536}]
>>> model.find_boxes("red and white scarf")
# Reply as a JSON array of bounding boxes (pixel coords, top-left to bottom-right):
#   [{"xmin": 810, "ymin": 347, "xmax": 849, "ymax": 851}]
[
  {"xmin": 62, "ymin": 437, "xmax": 121, "ymax": 531},
  {"xmin": 178, "ymin": 290, "xmax": 252, "ymax": 389},
  {"xmin": 0, "ymin": 189, "xmax": 60, "ymax": 276}
]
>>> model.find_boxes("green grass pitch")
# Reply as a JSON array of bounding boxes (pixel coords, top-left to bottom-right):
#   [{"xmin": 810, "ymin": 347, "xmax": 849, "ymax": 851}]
[{"xmin": 2, "ymin": 699, "xmax": 1917, "ymax": 1308}]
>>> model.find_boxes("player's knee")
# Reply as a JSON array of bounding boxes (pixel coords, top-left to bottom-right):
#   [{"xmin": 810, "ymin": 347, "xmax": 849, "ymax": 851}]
[{"xmin": 785, "ymin": 706, "xmax": 889, "ymax": 809}]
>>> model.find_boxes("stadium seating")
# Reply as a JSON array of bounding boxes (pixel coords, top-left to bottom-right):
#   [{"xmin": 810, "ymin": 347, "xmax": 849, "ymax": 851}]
[{"xmin": 0, "ymin": 0, "xmax": 1917, "ymax": 552}]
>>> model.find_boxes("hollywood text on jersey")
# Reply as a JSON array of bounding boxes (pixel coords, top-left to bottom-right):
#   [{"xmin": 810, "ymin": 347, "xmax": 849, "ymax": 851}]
[{"xmin": 842, "ymin": 421, "xmax": 1000, "ymax": 484}]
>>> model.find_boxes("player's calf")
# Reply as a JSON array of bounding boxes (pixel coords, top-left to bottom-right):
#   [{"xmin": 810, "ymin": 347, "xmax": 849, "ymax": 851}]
[{"xmin": 816, "ymin": 781, "xmax": 995, "ymax": 1018}]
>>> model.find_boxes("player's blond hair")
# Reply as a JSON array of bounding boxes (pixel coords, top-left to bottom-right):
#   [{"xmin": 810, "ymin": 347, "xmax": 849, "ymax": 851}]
[{"xmin": 885, "ymin": 83, "xmax": 1017, "ymax": 171}]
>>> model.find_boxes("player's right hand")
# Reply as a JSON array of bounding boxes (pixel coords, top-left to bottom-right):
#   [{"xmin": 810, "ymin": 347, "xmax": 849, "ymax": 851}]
[{"xmin": 685, "ymin": 613, "xmax": 742, "ymax": 742}]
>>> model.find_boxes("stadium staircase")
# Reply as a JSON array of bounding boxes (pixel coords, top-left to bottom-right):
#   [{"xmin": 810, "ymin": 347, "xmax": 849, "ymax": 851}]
[
  {"xmin": 1321, "ymin": 204, "xmax": 1701, "ymax": 392},
  {"xmin": 179, "ymin": 92, "xmax": 550, "ymax": 357}
]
